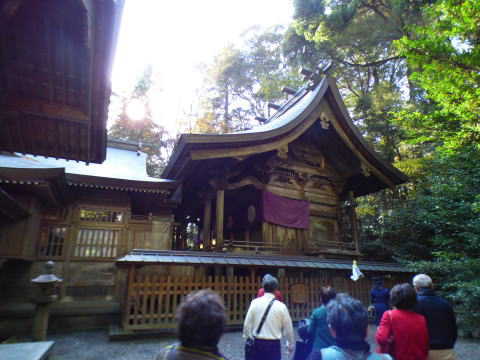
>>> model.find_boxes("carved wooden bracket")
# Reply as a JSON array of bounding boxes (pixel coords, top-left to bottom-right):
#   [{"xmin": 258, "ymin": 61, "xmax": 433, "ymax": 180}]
[
  {"xmin": 277, "ymin": 145, "xmax": 289, "ymax": 160},
  {"xmin": 361, "ymin": 163, "xmax": 371, "ymax": 177},
  {"xmin": 320, "ymin": 112, "xmax": 331, "ymax": 130}
]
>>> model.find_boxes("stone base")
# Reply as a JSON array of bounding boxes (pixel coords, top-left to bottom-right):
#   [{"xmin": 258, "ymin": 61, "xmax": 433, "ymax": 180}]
[
  {"xmin": 0, "ymin": 300, "xmax": 120, "ymax": 339},
  {"xmin": 0, "ymin": 341, "xmax": 54, "ymax": 360}
]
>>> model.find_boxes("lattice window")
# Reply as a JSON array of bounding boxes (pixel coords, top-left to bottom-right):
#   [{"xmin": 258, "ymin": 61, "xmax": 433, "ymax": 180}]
[
  {"xmin": 73, "ymin": 228, "xmax": 120, "ymax": 258},
  {"xmin": 38, "ymin": 226, "xmax": 67, "ymax": 258},
  {"xmin": 79, "ymin": 208, "xmax": 124, "ymax": 223}
]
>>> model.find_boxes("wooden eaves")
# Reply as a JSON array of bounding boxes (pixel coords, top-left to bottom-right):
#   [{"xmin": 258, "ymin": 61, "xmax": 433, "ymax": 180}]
[
  {"xmin": 162, "ymin": 76, "xmax": 407, "ymax": 197},
  {"xmin": 0, "ymin": 0, "xmax": 125, "ymax": 163}
]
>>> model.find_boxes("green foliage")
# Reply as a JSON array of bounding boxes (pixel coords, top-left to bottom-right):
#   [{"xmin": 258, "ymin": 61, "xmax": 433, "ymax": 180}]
[
  {"xmin": 385, "ymin": 146, "xmax": 480, "ymax": 332},
  {"xmin": 395, "ymin": 0, "xmax": 480, "ymax": 149},
  {"xmin": 290, "ymin": 0, "xmax": 422, "ymax": 164},
  {"xmin": 196, "ymin": 26, "xmax": 303, "ymax": 133},
  {"xmin": 355, "ymin": 0, "xmax": 480, "ymax": 333}
]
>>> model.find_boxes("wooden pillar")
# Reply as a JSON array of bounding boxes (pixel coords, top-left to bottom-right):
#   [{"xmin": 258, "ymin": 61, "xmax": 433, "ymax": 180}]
[
  {"xmin": 216, "ymin": 189, "xmax": 224, "ymax": 249},
  {"xmin": 152, "ymin": 216, "xmax": 173, "ymax": 250},
  {"xmin": 250, "ymin": 267, "xmax": 256, "ymax": 282},
  {"xmin": 348, "ymin": 191, "xmax": 360, "ymax": 252},
  {"xmin": 61, "ymin": 207, "xmax": 77, "ymax": 300},
  {"xmin": 203, "ymin": 198, "xmax": 212, "ymax": 248},
  {"xmin": 352, "ymin": 207, "xmax": 360, "ymax": 252},
  {"xmin": 122, "ymin": 265, "xmax": 135, "ymax": 330}
]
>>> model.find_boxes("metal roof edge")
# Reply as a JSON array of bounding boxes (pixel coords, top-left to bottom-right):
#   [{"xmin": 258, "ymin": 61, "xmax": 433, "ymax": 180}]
[{"xmin": 116, "ymin": 250, "xmax": 409, "ymax": 272}]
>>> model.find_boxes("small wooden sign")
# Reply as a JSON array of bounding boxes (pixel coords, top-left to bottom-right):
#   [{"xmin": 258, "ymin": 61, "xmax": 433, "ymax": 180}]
[{"xmin": 290, "ymin": 283, "xmax": 307, "ymax": 304}]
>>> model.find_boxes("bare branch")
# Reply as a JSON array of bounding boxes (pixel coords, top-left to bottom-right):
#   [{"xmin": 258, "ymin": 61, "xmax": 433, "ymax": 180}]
[{"xmin": 339, "ymin": 56, "xmax": 403, "ymax": 68}]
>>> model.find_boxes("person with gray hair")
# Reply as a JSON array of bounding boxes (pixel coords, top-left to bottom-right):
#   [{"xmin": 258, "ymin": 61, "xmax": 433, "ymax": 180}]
[
  {"xmin": 413, "ymin": 274, "xmax": 458, "ymax": 360},
  {"xmin": 257, "ymin": 274, "xmax": 284, "ymax": 301},
  {"xmin": 243, "ymin": 274, "xmax": 294, "ymax": 360},
  {"xmin": 308, "ymin": 294, "xmax": 392, "ymax": 360}
]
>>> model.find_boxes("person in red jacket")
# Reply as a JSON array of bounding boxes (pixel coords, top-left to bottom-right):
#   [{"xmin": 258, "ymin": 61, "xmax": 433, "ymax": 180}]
[
  {"xmin": 376, "ymin": 283, "xmax": 429, "ymax": 360},
  {"xmin": 257, "ymin": 274, "xmax": 284, "ymax": 302}
]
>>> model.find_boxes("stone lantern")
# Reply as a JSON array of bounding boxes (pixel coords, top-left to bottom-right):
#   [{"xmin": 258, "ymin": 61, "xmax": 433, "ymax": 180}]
[{"xmin": 31, "ymin": 261, "xmax": 62, "ymax": 341}]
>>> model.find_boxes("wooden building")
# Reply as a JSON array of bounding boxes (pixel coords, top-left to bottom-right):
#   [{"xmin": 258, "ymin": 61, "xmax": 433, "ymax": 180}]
[
  {"xmin": 0, "ymin": 0, "xmax": 124, "ymax": 163},
  {"xmin": 116, "ymin": 71, "xmax": 409, "ymax": 332},
  {"xmin": 0, "ymin": 70, "xmax": 409, "ymax": 336},
  {"xmin": 0, "ymin": 139, "xmax": 177, "ymax": 334}
]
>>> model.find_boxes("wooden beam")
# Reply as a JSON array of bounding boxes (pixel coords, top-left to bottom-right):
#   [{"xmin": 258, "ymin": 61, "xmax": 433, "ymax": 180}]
[
  {"xmin": 190, "ymin": 108, "xmax": 323, "ymax": 161},
  {"xmin": 225, "ymin": 176, "xmax": 265, "ymax": 191},
  {"xmin": 202, "ymin": 198, "xmax": 212, "ymax": 248},
  {"xmin": 350, "ymin": 201, "xmax": 360, "ymax": 253},
  {"xmin": 215, "ymin": 189, "xmax": 224, "ymax": 249}
]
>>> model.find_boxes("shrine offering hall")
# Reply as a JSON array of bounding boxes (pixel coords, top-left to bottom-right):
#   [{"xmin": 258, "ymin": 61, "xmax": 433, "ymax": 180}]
[{"xmin": 0, "ymin": 69, "xmax": 409, "ymax": 336}]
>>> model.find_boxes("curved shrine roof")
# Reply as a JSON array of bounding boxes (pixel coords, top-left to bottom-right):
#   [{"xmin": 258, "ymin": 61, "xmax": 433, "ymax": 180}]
[{"xmin": 162, "ymin": 75, "xmax": 407, "ymax": 196}]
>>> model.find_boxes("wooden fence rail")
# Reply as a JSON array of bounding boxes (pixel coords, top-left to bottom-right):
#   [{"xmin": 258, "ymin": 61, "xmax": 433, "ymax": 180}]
[{"xmin": 123, "ymin": 270, "xmax": 373, "ymax": 331}]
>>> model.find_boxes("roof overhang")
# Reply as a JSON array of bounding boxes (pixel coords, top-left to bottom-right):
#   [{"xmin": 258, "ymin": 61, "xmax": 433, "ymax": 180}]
[
  {"xmin": 0, "ymin": 0, "xmax": 125, "ymax": 163},
  {"xmin": 0, "ymin": 167, "xmax": 178, "ymax": 205},
  {"xmin": 117, "ymin": 249, "xmax": 410, "ymax": 273},
  {"xmin": 0, "ymin": 186, "xmax": 30, "ymax": 224},
  {"xmin": 162, "ymin": 76, "xmax": 407, "ymax": 197},
  {"xmin": 66, "ymin": 173, "xmax": 177, "ymax": 194}
]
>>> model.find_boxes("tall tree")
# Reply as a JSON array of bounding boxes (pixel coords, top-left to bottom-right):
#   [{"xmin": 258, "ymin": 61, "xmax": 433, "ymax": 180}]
[
  {"xmin": 195, "ymin": 26, "xmax": 303, "ymax": 133},
  {"xmin": 109, "ymin": 67, "xmax": 175, "ymax": 177},
  {"xmin": 377, "ymin": 0, "xmax": 480, "ymax": 332},
  {"xmin": 286, "ymin": 0, "xmax": 431, "ymax": 194}
]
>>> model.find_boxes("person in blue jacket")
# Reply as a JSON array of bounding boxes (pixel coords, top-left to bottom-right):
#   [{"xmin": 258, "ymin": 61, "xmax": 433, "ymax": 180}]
[
  {"xmin": 308, "ymin": 286, "xmax": 337, "ymax": 351},
  {"xmin": 370, "ymin": 277, "xmax": 390, "ymax": 326}
]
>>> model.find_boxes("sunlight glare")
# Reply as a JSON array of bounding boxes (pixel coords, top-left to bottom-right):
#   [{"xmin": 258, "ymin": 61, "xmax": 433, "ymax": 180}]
[
  {"xmin": 110, "ymin": 0, "xmax": 293, "ymax": 134},
  {"xmin": 126, "ymin": 99, "xmax": 146, "ymax": 121}
]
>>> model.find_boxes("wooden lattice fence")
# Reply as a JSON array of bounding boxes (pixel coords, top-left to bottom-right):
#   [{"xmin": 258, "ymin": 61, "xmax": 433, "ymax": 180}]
[{"xmin": 122, "ymin": 269, "xmax": 374, "ymax": 331}]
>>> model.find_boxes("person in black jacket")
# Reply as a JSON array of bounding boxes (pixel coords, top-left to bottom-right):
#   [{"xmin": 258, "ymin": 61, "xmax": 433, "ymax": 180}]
[
  {"xmin": 370, "ymin": 277, "xmax": 389, "ymax": 326},
  {"xmin": 413, "ymin": 274, "xmax": 458, "ymax": 360}
]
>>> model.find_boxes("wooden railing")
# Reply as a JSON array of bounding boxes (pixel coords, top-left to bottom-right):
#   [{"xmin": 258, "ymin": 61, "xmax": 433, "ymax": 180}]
[
  {"xmin": 306, "ymin": 240, "xmax": 357, "ymax": 253},
  {"xmin": 227, "ymin": 240, "xmax": 282, "ymax": 252},
  {"xmin": 122, "ymin": 271, "xmax": 372, "ymax": 331},
  {"xmin": 130, "ymin": 214, "xmax": 151, "ymax": 223}
]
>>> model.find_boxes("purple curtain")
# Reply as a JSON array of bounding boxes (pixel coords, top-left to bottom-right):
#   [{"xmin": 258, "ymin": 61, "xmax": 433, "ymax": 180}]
[{"xmin": 262, "ymin": 191, "xmax": 310, "ymax": 229}]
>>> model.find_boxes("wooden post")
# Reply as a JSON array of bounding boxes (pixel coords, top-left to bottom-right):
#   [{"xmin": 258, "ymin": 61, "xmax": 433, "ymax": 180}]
[
  {"xmin": 352, "ymin": 207, "xmax": 360, "ymax": 252},
  {"xmin": 203, "ymin": 198, "xmax": 212, "ymax": 248},
  {"xmin": 216, "ymin": 189, "xmax": 224, "ymax": 249},
  {"xmin": 123, "ymin": 265, "xmax": 135, "ymax": 330},
  {"xmin": 349, "ymin": 191, "xmax": 360, "ymax": 253}
]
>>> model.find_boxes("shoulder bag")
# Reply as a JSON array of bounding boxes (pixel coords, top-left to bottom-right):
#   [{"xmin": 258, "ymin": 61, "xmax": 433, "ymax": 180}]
[
  {"xmin": 245, "ymin": 298, "xmax": 276, "ymax": 360},
  {"xmin": 294, "ymin": 318, "xmax": 313, "ymax": 360}
]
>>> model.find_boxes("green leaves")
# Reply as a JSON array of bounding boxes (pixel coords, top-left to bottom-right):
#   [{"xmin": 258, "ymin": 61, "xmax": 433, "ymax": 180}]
[
  {"xmin": 395, "ymin": 0, "xmax": 480, "ymax": 149},
  {"xmin": 196, "ymin": 26, "xmax": 304, "ymax": 133}
]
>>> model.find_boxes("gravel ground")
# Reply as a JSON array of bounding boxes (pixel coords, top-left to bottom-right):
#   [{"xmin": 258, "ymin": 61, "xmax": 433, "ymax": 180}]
[{"xmin": 48, "ymin": 327, "xmax": 479, "ymax": 360}]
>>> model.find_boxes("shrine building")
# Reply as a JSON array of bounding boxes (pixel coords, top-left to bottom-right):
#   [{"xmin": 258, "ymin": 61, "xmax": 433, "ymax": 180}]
[{"xmin": 0, "ymin": 65, "xmax": 410, "ymax": 335}]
